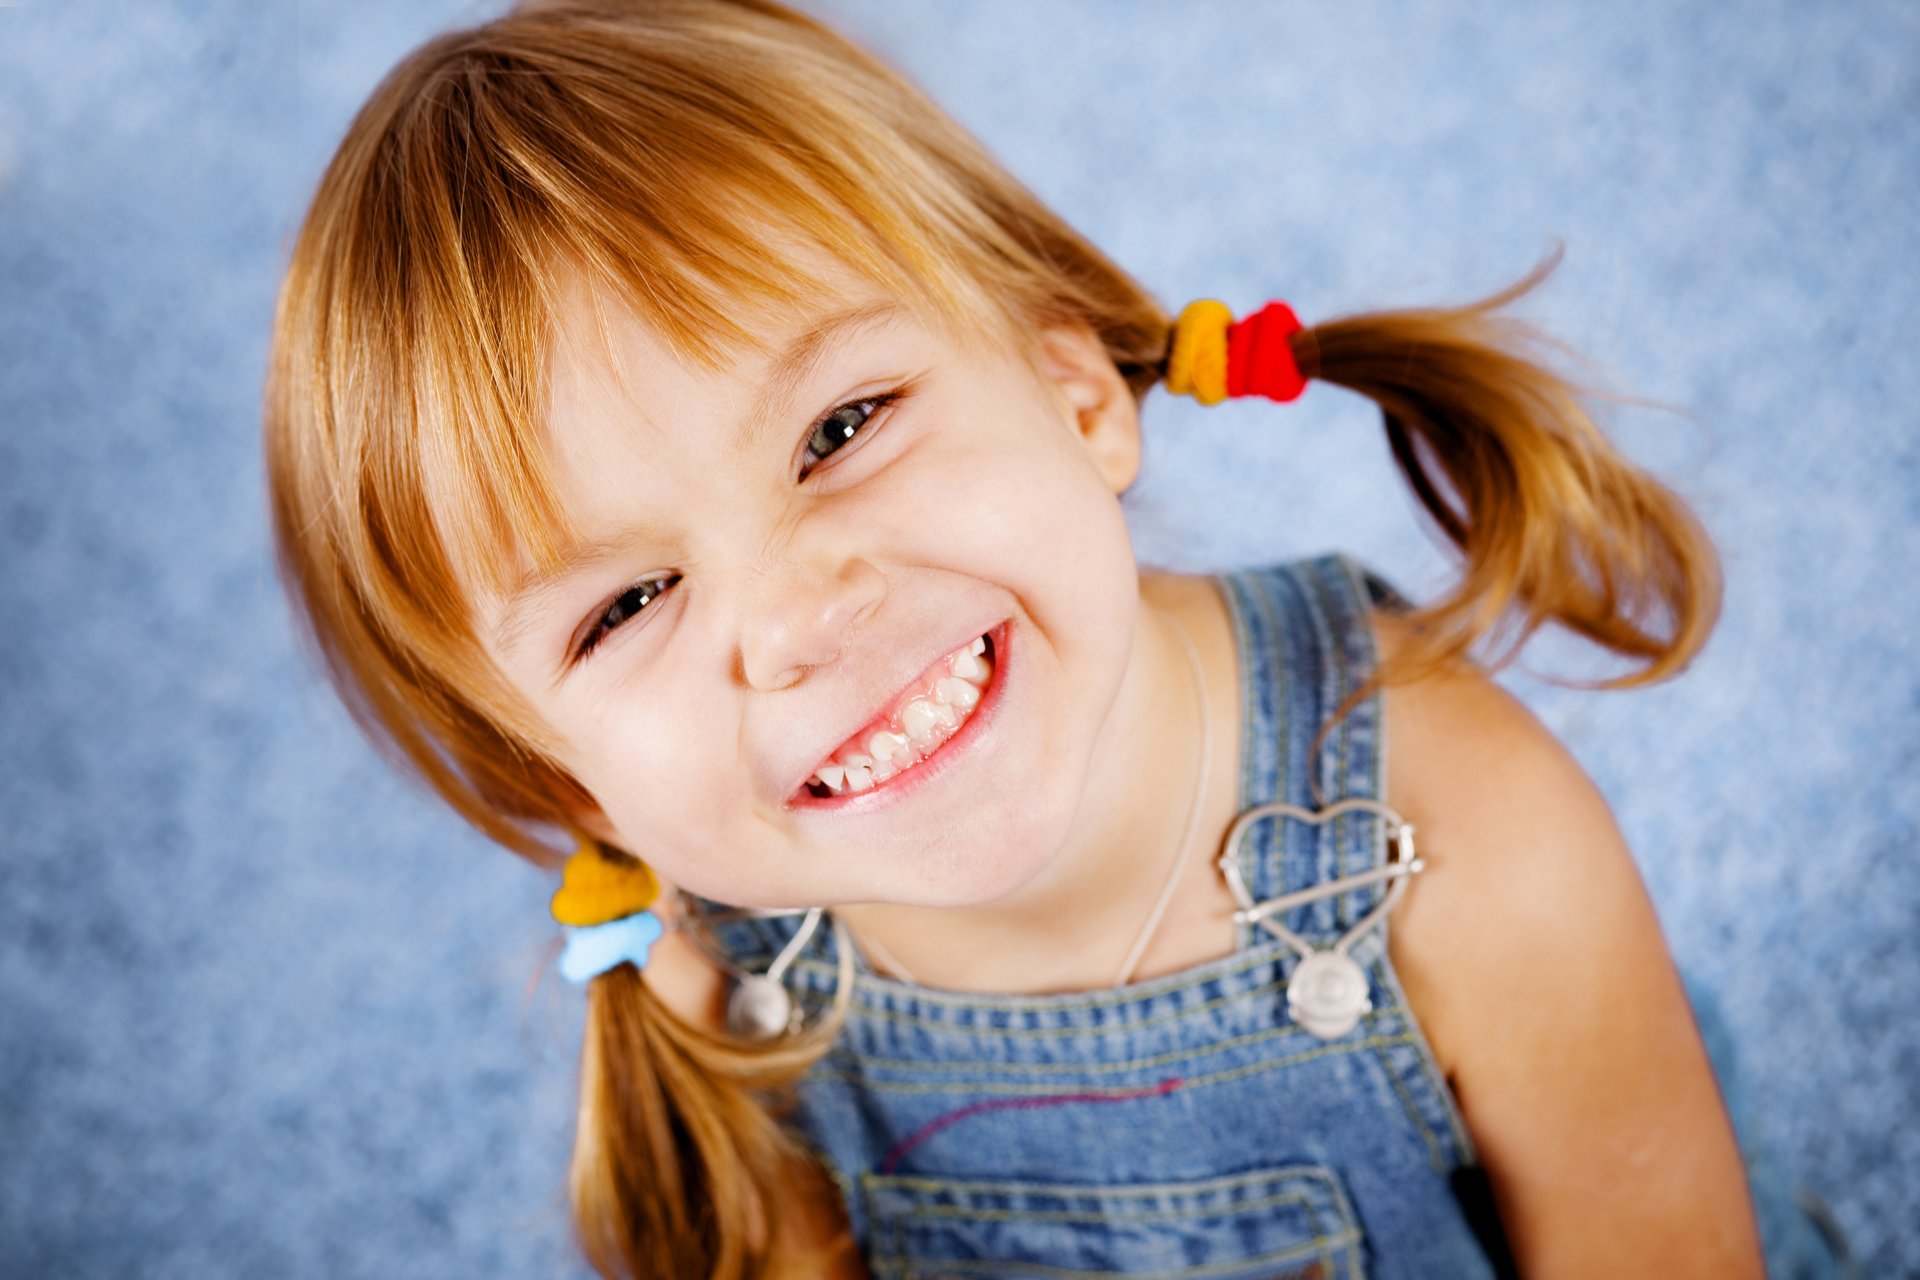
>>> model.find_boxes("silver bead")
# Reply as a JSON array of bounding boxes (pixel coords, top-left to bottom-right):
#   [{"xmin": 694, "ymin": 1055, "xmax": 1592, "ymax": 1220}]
[{"xmin": 727, "ymin": 974, "xmax": 798, "ymax": 1041}]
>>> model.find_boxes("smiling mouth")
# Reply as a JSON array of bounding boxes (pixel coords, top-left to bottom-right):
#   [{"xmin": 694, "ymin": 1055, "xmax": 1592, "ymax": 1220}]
[{"xmin": 801, "ymin": 631, "xmax": 997, "ymax": 799}]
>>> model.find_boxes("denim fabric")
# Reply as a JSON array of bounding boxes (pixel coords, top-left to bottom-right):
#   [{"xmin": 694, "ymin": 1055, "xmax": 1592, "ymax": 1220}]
[
  {"xmin": 693, "ymin": 555, "xmax": 1498, "ymax": 1276},
  {"xmin": 691, "ymin": 553, "xmax": 1844, "ymax": 1277}
]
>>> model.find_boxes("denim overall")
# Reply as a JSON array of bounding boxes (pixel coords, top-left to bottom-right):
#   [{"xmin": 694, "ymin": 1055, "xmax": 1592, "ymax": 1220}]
[{"xmin": 689, "ymin": 553, "xmax": 1850, "ymax": 1279}]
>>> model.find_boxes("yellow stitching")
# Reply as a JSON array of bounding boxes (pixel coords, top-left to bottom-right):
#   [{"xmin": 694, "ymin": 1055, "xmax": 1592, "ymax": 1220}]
[
  {"xmin": 868, "ymin": 1229, "xmax": 1360, "ymax": 1279},
  {"xmin": 1223, "ymin": 569, "xmax": 1261, "ymax": 954},
  {"xmin": 818, "ymin": 1007, "xmax": 1391, "ymax": 1077},
  {"xmin": 1248, "ymin": 571, "xmax": 1295, "ymax": 918},
  {"xmin": 1307, "ymin": 557, "xmax": 1388, "ymax": 927},
  {"xmin": 1301, "ymin": 563, "xmax": 1350, "ymax": 928},
  {"xmin": 868, "ymin": 1164, "xmax": 1341, "ymax": 1201},
  {"xmin": 1311, "ymin": 564, "xmax": 1350, "ymax": 923},
  {"xmin": 810, "ymin": 1032, "xmax": 1416, "ymax": 1096},
  {"xmin": 774, "ymin": 947, "xmax": 1293, "ymax": 1027},
  {"xmin": 1318, "ymin": 559, "xmax": 1468, "ymax": 1176},
  {"xmin": 890, "ymin": 1188, "xmax": 1307, "ymax": 1226},
  {"xmin": 1369, "ymin": 1034, "xmax": 1449, "ymax": 1176},
  {"xmin": 1375, "ymin": 957, "xmax": 1478, "ymax": 1163},
  {"xmin": 1335, "ymin": 555, "xmax": 1383, "ymax": 924}
]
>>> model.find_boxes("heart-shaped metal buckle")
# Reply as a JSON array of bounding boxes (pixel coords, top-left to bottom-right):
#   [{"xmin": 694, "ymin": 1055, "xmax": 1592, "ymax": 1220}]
[{"xmin": 1216, "ymin": 796, "xmax": 1423, "ymax": 1040}]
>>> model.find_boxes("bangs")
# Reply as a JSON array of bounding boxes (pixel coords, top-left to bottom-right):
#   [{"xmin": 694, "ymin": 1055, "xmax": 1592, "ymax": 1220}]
[
  {"xmin": 267, "ymin": 0, "xmax": 1169, "ymax": 852},
  {"xmin": 338, "ymin": 5, "xmax": 1027, "ymax": 611}
]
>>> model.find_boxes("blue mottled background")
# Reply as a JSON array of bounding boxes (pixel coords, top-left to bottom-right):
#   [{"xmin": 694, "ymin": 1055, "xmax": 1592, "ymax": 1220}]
[{"xmin": 1, "ymin": 1, "xmax": 1913, "ymax": 1275}]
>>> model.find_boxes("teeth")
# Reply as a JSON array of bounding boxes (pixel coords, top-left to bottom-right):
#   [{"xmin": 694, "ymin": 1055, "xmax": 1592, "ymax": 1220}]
[
  {"xmin": 868, "ymin": 730, "xmax": 912, "ymax": 767},
  {"xmin": 936, "ymin": 676, "xmax": 980, "ymax": 710},
  {"xmin": 806, "ymin": 631, "xmax": 1000, "ymax": 796},
  {"xmin": 901, "ymin": 697, "xmax": 943, "ymax": 746}
]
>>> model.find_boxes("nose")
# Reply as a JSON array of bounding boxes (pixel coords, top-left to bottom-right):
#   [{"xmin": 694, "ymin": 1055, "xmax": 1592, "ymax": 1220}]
[{"xmin": 738, "ymin": 555, "xmax": 886, "ymax": 691}]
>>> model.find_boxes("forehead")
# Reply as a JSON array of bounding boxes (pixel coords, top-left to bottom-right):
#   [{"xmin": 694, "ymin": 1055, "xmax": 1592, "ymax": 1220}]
[
  {"xmin": 542, "ymin": 262, "xmax": 904, "ymax": 421},
  {"xmin": 471, "ymin": 270, "xmax": 996, "ymax": 628},
  {"xmin": 445, "ymin": 236, "xmax": 1026, "ymax": 617}
]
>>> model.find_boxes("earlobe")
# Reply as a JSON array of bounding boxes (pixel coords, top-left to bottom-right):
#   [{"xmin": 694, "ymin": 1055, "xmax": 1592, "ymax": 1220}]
[{"xmin": 1037, "ymin": 323, "xmax": 1143, "ymax": 495}]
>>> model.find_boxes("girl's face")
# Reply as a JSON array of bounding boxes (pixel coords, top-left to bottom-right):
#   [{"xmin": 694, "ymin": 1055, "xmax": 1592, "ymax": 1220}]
[{"xmin": 478, "ymin": 265, "xmax": 1151, "ymax": 913}]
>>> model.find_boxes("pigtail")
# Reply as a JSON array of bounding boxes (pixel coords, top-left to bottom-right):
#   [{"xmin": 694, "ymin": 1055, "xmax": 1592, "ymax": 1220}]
[
  {"xmin": 269, "ymin": 0, "xmax": 1722, "ymax": 1273},
  {"xmin": 1281, "ymin": 249, "xmax": 1723, "ymax": 752},
  {"xmin": 571, "ymin": 966, "xmax": 855, "ymax": 1279}
]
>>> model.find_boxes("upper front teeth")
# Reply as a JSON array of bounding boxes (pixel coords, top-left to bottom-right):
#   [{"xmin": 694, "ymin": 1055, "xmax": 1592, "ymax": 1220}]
[
  {"xmin": 901, "ymin": 698, "xmax": 944, "ymax": 745},
  {"xmin": 808, "ymin": 633, "xmax": 995, "ymax": 794},
  {"xmin": 935, "ymin": 676, "xmax": 980, "ymax": 709}
]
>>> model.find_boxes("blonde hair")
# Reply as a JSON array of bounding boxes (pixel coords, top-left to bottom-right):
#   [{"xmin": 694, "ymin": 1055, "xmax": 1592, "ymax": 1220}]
[{"xmin": 263, "ymin": 0, "xmax": 1721, "ymax": 1275}]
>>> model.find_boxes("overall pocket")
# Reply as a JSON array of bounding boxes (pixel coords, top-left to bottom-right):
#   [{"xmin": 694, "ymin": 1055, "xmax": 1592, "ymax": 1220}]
[{"xmin": 861, "ymin": 1163, "xmax": 1366, "ymax": 1279}]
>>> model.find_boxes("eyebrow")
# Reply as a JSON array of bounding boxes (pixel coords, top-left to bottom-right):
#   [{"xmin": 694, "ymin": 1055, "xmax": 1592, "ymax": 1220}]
[
  {"xmin": 491, "ymin": 299, "xmax": 908, "ymax": 655},
  {"xmin": 493, "ymin": 536, "xmax": 642, "ymax": 659},
  {"xmin": 738, "ymin": 299, "xmax": 905, "ymax": 453}
]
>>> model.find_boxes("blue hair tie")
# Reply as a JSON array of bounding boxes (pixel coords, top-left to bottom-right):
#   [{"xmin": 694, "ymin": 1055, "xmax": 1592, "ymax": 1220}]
[{"xmin": 558, "ymin": 910, "xmax": 665, "ymax": 984}]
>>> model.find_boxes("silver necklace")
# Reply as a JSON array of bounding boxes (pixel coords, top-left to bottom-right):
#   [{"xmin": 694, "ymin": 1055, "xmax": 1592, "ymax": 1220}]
[
  {"xmin": 684, "ymin": 607, "xmax": 1425, "ymax": 1044},
  {"xmin": 671, "ymin": 902, "xmax": 857, "ymax": 1041}
]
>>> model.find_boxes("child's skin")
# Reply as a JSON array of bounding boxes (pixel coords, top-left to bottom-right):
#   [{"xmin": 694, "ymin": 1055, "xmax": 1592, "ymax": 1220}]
[
  {"xmin": 476, "ymin": 254, "xmax": 1765, "ymax": 1273},
  {"xmin": 479, "ymin": 255, "xmax": 1244, "ymax": 994}
]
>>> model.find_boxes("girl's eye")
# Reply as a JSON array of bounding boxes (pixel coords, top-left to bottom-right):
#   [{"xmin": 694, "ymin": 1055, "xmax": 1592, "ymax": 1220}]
[
  {"xmin": 576, "ymin": 573, "xmax": 681, "ymax": 661},
  {"xmin": 800, "ymin": 391, "xmax": 899, "ymax": 478},
  {"xmin": 572, "ymin": 388, "xmax": 903, "ymax": 663}
]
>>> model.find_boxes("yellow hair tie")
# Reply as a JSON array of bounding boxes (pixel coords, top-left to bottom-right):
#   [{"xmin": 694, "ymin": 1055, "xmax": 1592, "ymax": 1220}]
[
  {"xmin": 551, "ymin": 837, "xmax": 660, "ymax": 927},
  {"xmin": 1165, "ymin": 299, "xmax": 1233, "ymax": 406}
]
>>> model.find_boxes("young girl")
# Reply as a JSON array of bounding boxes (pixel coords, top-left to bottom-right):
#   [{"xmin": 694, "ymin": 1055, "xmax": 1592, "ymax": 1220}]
[{"xmin": 263, "ymin": 1, "xmax": 1844, "ymax": 1276}]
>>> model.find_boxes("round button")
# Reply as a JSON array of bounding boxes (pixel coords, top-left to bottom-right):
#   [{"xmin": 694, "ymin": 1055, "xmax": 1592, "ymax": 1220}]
[{"xmin": 1287, "ymin": 950, "xmax": 1372, "ymax": 1040}]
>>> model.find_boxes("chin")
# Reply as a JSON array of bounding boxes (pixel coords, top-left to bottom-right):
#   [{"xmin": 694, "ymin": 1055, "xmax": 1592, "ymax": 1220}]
[{"xmin": 877, "ymin": 806, "xmax": 1078, "ymax": 912}]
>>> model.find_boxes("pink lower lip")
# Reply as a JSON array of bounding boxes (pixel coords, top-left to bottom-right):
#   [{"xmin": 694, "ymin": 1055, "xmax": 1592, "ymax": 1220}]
[{"xmin": 786, "ymin": 620, "xmax": 1011, "ymax": 813}]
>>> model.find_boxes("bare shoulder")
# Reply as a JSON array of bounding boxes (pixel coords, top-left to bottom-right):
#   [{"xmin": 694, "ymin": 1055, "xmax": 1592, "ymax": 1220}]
[
  {"xmin": 1369, "ymin": 606, "xmax": 1651, "ymax": 1076},
  {"xmin": 1368, "ymin": 607, "xmax": 1764, "ymax": 1275}
]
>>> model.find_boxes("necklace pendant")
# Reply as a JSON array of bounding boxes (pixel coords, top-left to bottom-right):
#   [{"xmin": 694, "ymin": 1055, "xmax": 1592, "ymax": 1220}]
[
  {"xmin": 1286, "ymin": 949, "xmax": 1371, "ymax": 1040},
  {"xmin": 727, "ymin": 973, "xmax": 798, "ymax": 1041}
]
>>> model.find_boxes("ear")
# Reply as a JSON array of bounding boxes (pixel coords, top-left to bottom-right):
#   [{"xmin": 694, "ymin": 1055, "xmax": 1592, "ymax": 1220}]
[{"xmin": 1035, "ymin": 322, "xmax": 1142, "ymax": 495}]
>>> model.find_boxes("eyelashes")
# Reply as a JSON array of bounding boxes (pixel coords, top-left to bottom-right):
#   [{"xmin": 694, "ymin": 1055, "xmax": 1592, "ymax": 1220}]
[
  {"xmin": 575, "ymin": 572, "xmax": 681, "ymax": 661},
  {"xmin": 570, "ymin": 388, "xmax": 904, "ymax": 662},
  {"xmin": 800, "ymin": 389, "xmax": 900, "ymax": 479}
]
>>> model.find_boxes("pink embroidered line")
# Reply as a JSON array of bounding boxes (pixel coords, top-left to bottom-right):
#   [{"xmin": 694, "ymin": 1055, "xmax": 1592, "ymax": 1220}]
[{"xmin": 877, "ymin": 1077, "xmax": 1185, "ymax": 1175}]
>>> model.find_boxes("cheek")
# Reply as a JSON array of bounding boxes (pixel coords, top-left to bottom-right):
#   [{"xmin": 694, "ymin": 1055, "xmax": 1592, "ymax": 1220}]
[
  {"xmin": 981, "ymin": 423, "xmax": 1140, "ymax": 624},
  {"xmin": 562, "ymin": 688, "xmax": 722, "ymax": 834}
]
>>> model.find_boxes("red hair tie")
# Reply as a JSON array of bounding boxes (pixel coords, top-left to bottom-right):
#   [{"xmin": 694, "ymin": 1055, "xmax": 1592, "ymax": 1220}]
[{"xmin": 1165, "ymin": 299, "xmax": 1308, "ymax": 405}]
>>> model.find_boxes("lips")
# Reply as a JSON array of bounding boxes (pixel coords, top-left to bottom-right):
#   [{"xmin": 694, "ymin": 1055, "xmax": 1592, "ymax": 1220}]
[{"xmin": 783, "ymin": 629, "xmax": 998, "ymax": 805}]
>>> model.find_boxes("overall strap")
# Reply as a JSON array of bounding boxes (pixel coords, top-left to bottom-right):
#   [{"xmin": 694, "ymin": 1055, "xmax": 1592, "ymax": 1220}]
[{"xmin": 1219, "ymin": 553, "xmax": 1411, "ymax": 953}]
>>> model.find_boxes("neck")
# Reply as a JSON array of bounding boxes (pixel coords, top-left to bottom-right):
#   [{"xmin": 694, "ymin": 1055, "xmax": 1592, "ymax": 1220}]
[{"xmin": 836, "ymin": 571, "xmax": 1238, "ymax": 994}]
